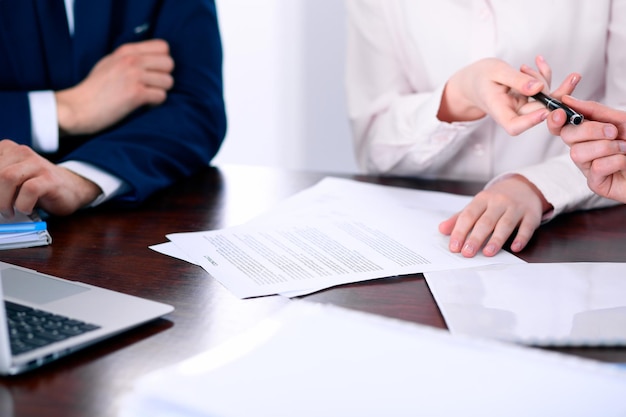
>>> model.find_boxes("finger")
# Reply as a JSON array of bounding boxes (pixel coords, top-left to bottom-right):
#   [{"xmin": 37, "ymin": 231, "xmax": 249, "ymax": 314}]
[
  {"xmin": 115, "ymin": 39, "xmax": 170, "ymax": 57},
  {"xmin": 446, "ymin": 202, "xmax": 488, "ymax": 255},
  {"xmin": 569, "ymin": 140, "xmax": 613, "ymax": 170},
  {"xmin": 562, "ymin": 122, "xmax": 618, "ymax": 147},
  {"xmin": 534, "ymin": 55, "xmax": 552, "ymax": 86},
  {"xmin": 438, "ymin": 213, "xmax": 458, "ymax": 236},
  {"xmin": 520, "ymin": 64, "xmax": 548, "ymax": 88},
  {"xmin": 140, "ymin": 86, "xmax": 168, "ymax": 106},
  {"xmin": 588, "ymin": 152, "xmax": 626, "ymax": 178},
  {"xmin": 491, "ymin": 62, "xmax": 544, "ymax": 97},
  {"xmin": 0, "ymin": 166, "xmax": 28, "ymax": 216},
  {"xmin": 587, "ymin": 155, "xmax": 626, "ymax": 197},
  {"xmin": 549, "ymin": 73, "xmax": 581, "ymax": 98},
  {"xmin": 12, "ymin": 177, "xmax": 43, "ymax": 215},
  {"xmin": 490, "ymin": 106, "xmax": 549, "ymax": 136},
  {"xmin": 482, "ymin": 210, "xmax": 522, "ymax": 257},
  {"xmin": 440, "ymin": 214, "xmax": 468, "ymax": 253},
  {"xmin": 546, "ymin": 108, "xmax": 568, "ymax": 135},
  {"xmin": 461, "ymin": 205, "xmax": 508, "ymax": 258},
  {"xmin": 139, "ymin": 70, "xmax": 174, "ymax": 91},
  {"xmin": 508, "ymin": 212, "xmax": 541, "ymax": 253},
  {"xmin": 0, "ymin": 145, "xmax": 41, "ymax": 216},
  {"xmin": 561, "ymin": 96, "xmax": 626, "ymax": 126},
  {"xmin": 0, "ymin": 139, "xmax": 26, "ymax": 168},
  {"xmin": 138, "ymin": 55, "xmax": 175, "ymax": 73}
]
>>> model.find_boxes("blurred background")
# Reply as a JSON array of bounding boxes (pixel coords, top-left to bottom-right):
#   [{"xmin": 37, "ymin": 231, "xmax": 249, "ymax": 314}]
[{"xmin": 213, "ymin": 0, "xmax": 358, "ymax": 173}]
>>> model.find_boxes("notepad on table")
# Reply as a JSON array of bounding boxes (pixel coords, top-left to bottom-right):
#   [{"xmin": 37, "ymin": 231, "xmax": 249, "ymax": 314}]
[{"xmin": 0, "ymin": 211, "xmax": 51, "ymax": 250}]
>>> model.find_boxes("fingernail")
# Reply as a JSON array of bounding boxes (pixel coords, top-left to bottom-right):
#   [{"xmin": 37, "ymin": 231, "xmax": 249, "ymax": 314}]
[
  {"xmin": 619, "ymin": 141, "xmax": 626, "ymax": 153},
  {"xmin": 511, "ymin": 241, "xmax": 523, "ymax": 252},
  {"xmin": 484, "ymin": 243, "xmax": 497, "ymax": 256},
  {"xmin": 462, "ymin": 242, "xmax": 476, "ymax": 256},
  {"xmin": 537, "ymin": 55, "xmax": 545, "ymax": 63},
  {"xmin": 540, "ymin": 110, "xmax": 549, "ymax": 121},
  {"xmin": 570, "ymin": 75, "xmax": 579, "ymax": 85},
  {"xmin": 527, "ymin": 80, "xmax": 540, "ymax": 90},
  {"xmin": 450, "ymin": 239, "xmax": 461, "ymax": 252}
]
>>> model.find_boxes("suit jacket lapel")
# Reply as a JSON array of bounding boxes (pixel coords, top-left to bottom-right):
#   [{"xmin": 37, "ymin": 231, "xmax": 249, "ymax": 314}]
[
  {"xmin": 0, "ymin": 0, "xmax": 50, "ymax": 89},
  {"xmin": 33, "ymin": 0, "xmax": 74, "ymax": 89}
]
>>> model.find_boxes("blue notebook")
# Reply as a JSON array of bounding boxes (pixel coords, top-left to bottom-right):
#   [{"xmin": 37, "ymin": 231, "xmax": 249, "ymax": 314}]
[{"xmin": 0, "ymin": 211, "xmax": 51, "ymax": 250}]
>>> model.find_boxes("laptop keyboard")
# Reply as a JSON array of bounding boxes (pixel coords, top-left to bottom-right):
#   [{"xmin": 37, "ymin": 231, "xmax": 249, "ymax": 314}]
[{"xmin": 5, "ymin": 301, "xmax": 101, "ymax": 355}]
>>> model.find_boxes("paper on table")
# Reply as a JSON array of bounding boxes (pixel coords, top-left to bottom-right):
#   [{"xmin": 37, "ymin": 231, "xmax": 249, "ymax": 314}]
[
  {"xmin": 160, "ymin": 178, "xmax": 525, "ymax": 298},
  {"xmin": 150, "ymin": 241, "xmax": 195, "ymax": 264},
  {"xmin": 425, "ymin": 262, "xmax": 626, "ymax": 346},
  {"xmin": 149, "ymin": 241, "xmax": 323, "ymax": 298},
  {"xmin": 121, "ymin": 301, "xmax": 626, "ymax": 417}
]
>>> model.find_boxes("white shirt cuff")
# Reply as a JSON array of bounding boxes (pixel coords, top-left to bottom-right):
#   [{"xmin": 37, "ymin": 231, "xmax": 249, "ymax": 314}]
[
  {"xmin": 59, "ymin": 160, "xmax": 130, "ymax": 207},
  {"xmin": 28, "ymin": 91, "xmax": 59, "ymax": 153}
]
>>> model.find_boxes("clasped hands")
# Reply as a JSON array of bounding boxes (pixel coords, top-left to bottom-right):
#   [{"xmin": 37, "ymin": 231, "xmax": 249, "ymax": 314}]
[
  {"xmin": 0, "ymin": 39, "xmax": 174, "ymax": 217},
  {"xmin": 438, "ymin": 56, "xmax": 581, "ymax": 258}
]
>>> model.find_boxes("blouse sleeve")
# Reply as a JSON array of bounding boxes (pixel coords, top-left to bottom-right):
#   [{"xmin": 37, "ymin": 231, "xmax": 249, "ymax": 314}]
[{"xmin": 345, "ymin": 0, "xmax": 486, "ymax": 175}]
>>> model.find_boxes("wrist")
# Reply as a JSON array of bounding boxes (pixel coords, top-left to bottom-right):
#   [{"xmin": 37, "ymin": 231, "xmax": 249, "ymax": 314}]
[
  {"xmin": 64, "ymin": 168, "xmax": 103, "ymax": 208},
  {"xmin": 512, "ymin": 174, "xmax": 553, "ymax": 214},
  {"xmin": 55, "ymin": 90, "xmax": 82, "ymax": 136},
  {"xmin": 437, "ymin": 81, "xmax": 485, "ymax": 123}
]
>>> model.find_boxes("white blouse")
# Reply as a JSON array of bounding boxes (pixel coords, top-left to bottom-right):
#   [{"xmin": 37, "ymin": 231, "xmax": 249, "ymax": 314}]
[{"xmin": 345, "ymin": 0, "xmax": 626, "ymax": 216}]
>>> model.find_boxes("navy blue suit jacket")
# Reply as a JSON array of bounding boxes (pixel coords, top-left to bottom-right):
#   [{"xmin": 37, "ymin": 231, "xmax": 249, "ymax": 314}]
[{"xmin": 0, "ymin": 0, "xmax": 226, "ymax": 205}]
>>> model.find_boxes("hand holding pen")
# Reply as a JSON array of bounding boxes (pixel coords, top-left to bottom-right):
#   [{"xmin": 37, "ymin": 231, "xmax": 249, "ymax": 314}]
[
  {"xmin": 532, "ymin": 92, "xmax": 584, "ymax": 125},
  {"xmin": 546, "ymin": 96, "xmax": 626, "ymax": 203},
  {"xmin": 439, "ymin": 57, "xmax": 554, "ymax": 135},
  {"xmin": 440, "ymin": 56, "xmax": 581, "ymax": 137},
  {"xmin": 519, "ymin": 56, "xmax": 583, "ymax": 125}
]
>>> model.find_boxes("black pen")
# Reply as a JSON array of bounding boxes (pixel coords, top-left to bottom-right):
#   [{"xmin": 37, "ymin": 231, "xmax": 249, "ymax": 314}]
[{"xmin": 532, "ymin": 92, "xmax": 584, "ymax": 125}]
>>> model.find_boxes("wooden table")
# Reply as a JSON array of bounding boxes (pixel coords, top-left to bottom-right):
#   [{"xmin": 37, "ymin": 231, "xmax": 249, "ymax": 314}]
[{"xmin": 1, "ymin": 164, "xmax": 625, "ymax": 417}]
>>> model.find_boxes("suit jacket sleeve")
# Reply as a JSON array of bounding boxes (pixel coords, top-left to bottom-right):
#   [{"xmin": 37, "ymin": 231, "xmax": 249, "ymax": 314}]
[
  {"xmin": 0, "ymin": 92, "xmax": 33, "ymax": 144},
  {"xmin": 61, "ymin": 0, "xmax": 227, "ymax": 205}
]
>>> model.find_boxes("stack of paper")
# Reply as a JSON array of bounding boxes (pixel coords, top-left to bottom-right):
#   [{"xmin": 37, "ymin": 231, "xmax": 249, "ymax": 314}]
[
  {"xmin": 121, "ymin": 301, "xmax": 626, "ymax": 417},
  {"xmin": 425, "ymin": 262, "xmax": 626, "ymax": 346},
  {"xmin": 0, "ymin": 211, "xmax": 51, "ymax": 250},
  {"xmin": 151, "ymin": 177, "xmax": 525, "ymax": 298}
]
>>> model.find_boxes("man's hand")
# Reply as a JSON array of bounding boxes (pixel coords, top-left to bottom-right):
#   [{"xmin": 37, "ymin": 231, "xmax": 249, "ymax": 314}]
[
  {"xmin": 0, "ymin": 140, "xmax": 102, "ymax": 216},
  {"xmin": 55, "ymin": 39, "xmax": 174, "ymax": 136},
  {"xmin": 438, "ymin": 175, "xmax": 551, "ymax": 257}
]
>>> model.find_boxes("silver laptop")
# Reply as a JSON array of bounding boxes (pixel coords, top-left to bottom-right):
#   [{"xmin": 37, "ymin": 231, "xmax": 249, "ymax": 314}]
[{"xmin": 0, "ymin": 262, "xmax": 174, "ymax": 375}]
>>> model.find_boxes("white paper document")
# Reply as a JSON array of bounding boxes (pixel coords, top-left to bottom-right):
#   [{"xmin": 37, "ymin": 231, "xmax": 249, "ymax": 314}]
[
  {"xmin": 156, "ymin": 178, "xmax": 524, "ymax": 298},
  {"xmin": 121, "ymin": 301, "xmax": 626, "ymax": 417},
  {"xmin": 425, "ymin": 262, "xmax": 626, "ymax": 346}
]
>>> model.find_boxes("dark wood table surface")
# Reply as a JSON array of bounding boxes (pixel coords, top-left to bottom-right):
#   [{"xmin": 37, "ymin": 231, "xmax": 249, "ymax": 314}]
[{"xmin": 1, "ymin": 164, "xmax": 625, "ymax": 417}]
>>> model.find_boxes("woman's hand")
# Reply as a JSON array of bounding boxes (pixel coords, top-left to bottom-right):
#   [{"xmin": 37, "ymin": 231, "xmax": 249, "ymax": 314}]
[
  {"xmin": 438, "ymin": 56, "xmax": 580, "ymax": 136},
  {"xmin": 438, "ymin": 175, "xmax": 551, "ymax": 258}
]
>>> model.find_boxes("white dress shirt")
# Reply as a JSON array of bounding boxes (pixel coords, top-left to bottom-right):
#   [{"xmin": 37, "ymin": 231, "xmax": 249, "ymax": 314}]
[
  {"xmin": 346, "ymin": 0, "xmax": 626, "ymax": 217},
  {"xmin": 28, "ymin": 0, "xmax": 127, "ymax": 207}
]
